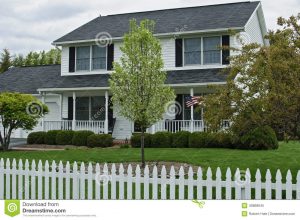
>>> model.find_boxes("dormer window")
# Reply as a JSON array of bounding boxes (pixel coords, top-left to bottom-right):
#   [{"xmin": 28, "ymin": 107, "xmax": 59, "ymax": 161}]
[{"xmin": 76, "ymin": 46, "xmax": 90, "ymax": 71}]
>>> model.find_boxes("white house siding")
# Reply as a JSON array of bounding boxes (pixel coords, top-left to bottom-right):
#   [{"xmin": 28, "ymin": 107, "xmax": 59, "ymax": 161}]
[
  {"xmin": 61, "ymin": 46, "xmax": 69, "ymax": 76},
  {"xmin": 245, "ymin": 10, "xmax": 264, "ymax": 45},
  {"xmin": 112, "ymin": 104, "xmax": 133, "ymax": 140}
]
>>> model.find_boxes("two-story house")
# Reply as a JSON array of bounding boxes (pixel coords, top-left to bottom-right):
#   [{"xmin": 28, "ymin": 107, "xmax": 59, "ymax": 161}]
[{"xmin": 0, "ymin": 1, "xmax": 268, "ymax": 139}]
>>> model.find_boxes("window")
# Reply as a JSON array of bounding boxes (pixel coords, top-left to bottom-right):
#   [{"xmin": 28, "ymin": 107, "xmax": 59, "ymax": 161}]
[
  {"xmin": 76, "ymin": 46, "xmax": 90, "ymax": 71},
  {"xmin": 203, "ymin": 37, "xmax": 221, "ymax": 64},
  {"xmin": 76, "ymin": 97, "xmax": 89, "ymax": 120},
  {"xmin": 91, "ymin": 96, "xmax": 105, "ymax": 120},
  {"xmin": 184, "ymin": 38, "xmax": 201, "ymax": 65},
  {"xmin": 92, "ymin": 46, "xmax": 106, "ymax": 70}
]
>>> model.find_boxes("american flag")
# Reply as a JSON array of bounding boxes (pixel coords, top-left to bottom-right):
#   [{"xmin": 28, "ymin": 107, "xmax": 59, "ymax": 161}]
[{"xmin": 185, "ymin": 96, "xmax": 201, "ymax": 107}]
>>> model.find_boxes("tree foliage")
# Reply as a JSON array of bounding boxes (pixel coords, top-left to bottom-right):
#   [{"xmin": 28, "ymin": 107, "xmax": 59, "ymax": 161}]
[
  {"xmin": 0, "ymin": 47, "xmax": 61, "ymax": 73},
  {"xmin": 204, "ymin": 14, "xmax": 300, "ymax": 140},
  {"xmin": 0, "ymin": 93, "xmax": 48, "ymax": 150},
  {"xmin": 109, "ymin": 19, "xmax": 175, "ymax": 166}
]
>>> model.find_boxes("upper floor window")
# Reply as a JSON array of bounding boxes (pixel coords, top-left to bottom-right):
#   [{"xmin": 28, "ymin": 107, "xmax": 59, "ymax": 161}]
[
  {"xmin": 203, "ymin": 36, "xmax": 221, "ymax": 64},
  {"xmin": 76, "ymin": 46, "xmax": 90, "ymax": 71},
  {"xmin": 184, "ymin": 38, "xmax": 201, "ymax": 65},
  {"xmin": 92, "ymin": 46, "xmax": 106, "ymax": 70}
]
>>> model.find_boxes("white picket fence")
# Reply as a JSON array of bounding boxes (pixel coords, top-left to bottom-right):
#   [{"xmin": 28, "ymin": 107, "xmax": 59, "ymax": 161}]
[{"xmin": 0, "ymin": 158, "xmax": 299, "ymax": 200}]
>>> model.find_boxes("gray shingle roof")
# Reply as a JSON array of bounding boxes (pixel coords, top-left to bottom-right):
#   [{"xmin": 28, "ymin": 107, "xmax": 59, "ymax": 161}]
[
  {"xmin": 0, "ymin": 65, "xmax": 226, "ymax": 94},
  {"xmin": 54, "ymin": 1, "xmax": 260, "ymax": 43}
]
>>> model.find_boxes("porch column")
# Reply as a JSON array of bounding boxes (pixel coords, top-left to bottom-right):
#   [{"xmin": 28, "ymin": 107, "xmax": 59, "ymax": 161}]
[
  {"xmin": 41, "ymin": 92, "xmax": 45, "ymax": 131},
  {"xmin": 104, "ymin": 91, "xmax": 109, "ymax": 134},
  {"xmin": 190, "ymin": 88, "xmax": 194, "ymax": 132},
  {"xmin": 59, "ymin": 94, "xmax": 63, "ymax": 120},
  {"xmin": 72, "ymin": 92, "xmax": 76, "ymax": 130}
]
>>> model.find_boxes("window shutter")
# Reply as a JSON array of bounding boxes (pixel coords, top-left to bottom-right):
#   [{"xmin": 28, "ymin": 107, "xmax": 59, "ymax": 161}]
[
  {"xmin": 222, "ymin": 35, "xmax": 230, "ymax": 65},
  {"xmin": 107, "ymin": 44, "xmax": 114, "ymax": 70},
  {"xmin": 69, "ymin": 47, "xmax": 75, "ymax": 72},
  {"xmin": 68, "ymin": 97, "xmax": 73, "ymax": 120},
  {"xmin": 175, "ymin": 39, "xmax": 183, "ymax": 67}
]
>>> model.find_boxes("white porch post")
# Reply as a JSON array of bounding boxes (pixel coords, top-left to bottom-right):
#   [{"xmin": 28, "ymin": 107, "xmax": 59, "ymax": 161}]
[
  {"xmin": 190, "ymin": 88, "xmax": 194, "ymax": 133},
  {"xmin": 72, "ymin": 92, "xmax": 76, "ymax": 130},
  {"xmin": 59, "ymin": 94, "xmax": 63, "ymax": 120},
  {"xmin": 104, "ymin": 91, "xmax": 109, "ymax": 134},
  {"xmin": 41, "ymin": 92, "xmax": 45, "ymax": 132}
]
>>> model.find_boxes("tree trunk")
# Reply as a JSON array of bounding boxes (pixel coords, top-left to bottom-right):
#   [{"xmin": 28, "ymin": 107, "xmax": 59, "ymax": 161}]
[{"xmin": 141, "ymin": 130, "xmax": 145, "ymax": 168}]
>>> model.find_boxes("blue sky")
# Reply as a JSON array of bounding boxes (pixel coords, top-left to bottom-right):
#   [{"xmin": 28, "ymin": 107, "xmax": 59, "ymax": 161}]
[{"xmin": 0, "ymin": 0, "xmax": 299, "ymax": 55}]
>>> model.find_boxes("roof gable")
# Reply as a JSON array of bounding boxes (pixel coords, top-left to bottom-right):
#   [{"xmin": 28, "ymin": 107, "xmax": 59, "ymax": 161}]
[{"xmin": 54, "ymin": 1, "xmax": 260, "ymax": 44}]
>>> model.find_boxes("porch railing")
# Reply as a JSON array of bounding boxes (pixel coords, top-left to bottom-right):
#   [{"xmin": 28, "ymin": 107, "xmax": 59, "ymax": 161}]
[{"xmin": 43, "ymin": 120, "xmax": 105, "ymax": 134}]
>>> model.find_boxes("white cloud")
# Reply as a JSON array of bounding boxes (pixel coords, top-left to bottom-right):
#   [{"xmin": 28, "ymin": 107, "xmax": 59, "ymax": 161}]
[{"xmin": 0, "ymin": 0, "xmax": 298, "ymax": 55}]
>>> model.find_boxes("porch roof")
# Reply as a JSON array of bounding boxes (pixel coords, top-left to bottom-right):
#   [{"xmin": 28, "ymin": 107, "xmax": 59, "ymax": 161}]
[{"xmin": 0, "ymin": 65, "xmax": 227, "ymax": 94}]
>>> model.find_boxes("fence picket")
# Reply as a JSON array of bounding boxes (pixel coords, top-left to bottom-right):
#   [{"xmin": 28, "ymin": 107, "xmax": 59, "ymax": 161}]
[
  {"xmin": 11, "ymin": 159, "xmax": 17, "ymax": 199},
  {"xmin": 144, "ymin": 166, "xmax": 149, "ymax": 200},
  {"xmin": 286, "ymin": 170, "xmax": 292, "ymax": 200},
  {"xmin": 103, "ymin": 164, "xmax": 108, "ymax": 199},
  {"xmin": 127, "ymin": 164, "xmax": 132, "ymax": 200},
  {"xmin": 58, "ymin": 161, "xmax": 64, "ymax": 200},
  {"xmin": 24, "ymin": 160, "xmax": 29, "ymax": 200},
  {"xmin": 234, "ymin": 168, "xmax": 241, "ymax": 199},
  {"xmin": 206, "ymin": 167, "xmax": 212, "ymax": 199},
  {"xmin": 297, "ymin": 171, "xmax": 300, "ymax": 200},
  {"xmin": 17, "ymin": 159, "xmax": 23, "ymax": 199},
  {"xmin": 95, "ymin": 163, "xmax": 101, "ymax": 200},
  {"xmin": 225, "ymin": 168, "xmax": 232, "ymax": 200},
  {"xmin": 135, "ymin": 165, "xmax": 141, "ymax": 200},
  {"xmin": 72, "ymin": 162, "xmax": 78, "ymax": 199},
  {"xmin": 44, "ymin": 161, "xmax": 50, "ymax": 200},
  {"xmin": 37, "ymin": 160, "xmax": 43, "ymax": 199},
  {"xmin": 216, "ymin": 167, "xmax": 222, "ymax": 200},
  {"xmin": 51, "ymin": 161, "xmax": 56, "ymax": 199},
  {"xmin": 179, "ymin": 167, "xmax": 185, "ymax": 199},
  {"xmin": 152, "ymin": 166, "xmax": 158, "ymax": 200},
  {"xmin": 197, "ymin": 167, "xmax": 203, "ymax": 200},
  {"xmin": 87, "ymin": 163, "xmax": 93, "ymax": 200},
  {"xmin": 0, "ymin": 158, "xmax": 298, "ymax": 200},
  {"xmin": 275, "ymin": 170, "xmax": 282, "ymax": 199},
  {"xmin": 31, "ymin": 160, "xmax": 36, "ymax": 199},
  {"xmin": 119, "ymin": 164, "xmax": 124, "ymax": 200},
  {"xmin": 80, "ymin": 163, "xmax": 85, "ymax": 200},
  {"xmin": 65, "ymin": 162, "xmax": 70, "ymax": 200},
  {"xmin": 110, "ymin": 164, "xmax": 116, "ymax": 199},
  {"xmin": 161, "ymin": 166, "xmax": 167, "ymax": 200},
  {"xmin": 5, "ymin": 159, "xmax": 11, "ymax": 199},
  {"xmin": 255, "ymin": 169, "xmax": 262, "ymax": 199},
  {"xmin": 265, "ymin": 169, "xmax": 272, "ymax": 200}
]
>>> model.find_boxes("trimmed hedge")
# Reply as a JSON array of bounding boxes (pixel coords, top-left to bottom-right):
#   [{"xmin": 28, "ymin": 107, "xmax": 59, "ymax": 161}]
[
  {"xmin": 188, "ymin": 132, "xmax": 208, "ymax": 148},
  {"xmin": 151, "ymin": 132, "xmax": 172, "ymax": 148},
  {"xmin": 172, "ymin": 131, "xmax": 190, "ymax": 148},
  {"xmin": 27, "ymin": 132, "xmax": 46, "ymax": 144},
  {"xmin": 87, "ymin": 134, "xmax": 113, "ymax": 148},
  {"xmin": 44, "ymin": 130, "xmax": 61, "ymax": 145},
  {"xmin": 131, "ymin": 133, "xmax": 152, "ymax": 148},
  {"xmin": 56, "ymin": 130, "xmax": 75, "ymax": 145},
  {"xmin": 240, "ymin": 126, "xmax": 278, "ymax": 150},
  {"xmin": 72, "ymin": 130, "xmax": 94, "ymax": 146}
]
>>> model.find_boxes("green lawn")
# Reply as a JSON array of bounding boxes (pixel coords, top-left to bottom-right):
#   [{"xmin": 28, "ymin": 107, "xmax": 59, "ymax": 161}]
[{"xmin": 0, "ymin": 141, "xmax": 300, "ymax": 181}]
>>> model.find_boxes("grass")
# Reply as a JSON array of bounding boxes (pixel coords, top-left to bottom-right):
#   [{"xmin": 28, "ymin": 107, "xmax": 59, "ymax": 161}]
[{"xmin": 0, "ymin": 141, "xmax": 300, "ymax": 181}]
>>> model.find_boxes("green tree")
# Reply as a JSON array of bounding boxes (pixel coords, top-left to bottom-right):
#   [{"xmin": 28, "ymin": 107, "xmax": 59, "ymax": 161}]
[
  {"xmin": 12, "ymin": 54, "xmax": 25, "ymax": 67},
  {"xmin": 204, "ymin": 14, "xmax": 300, "ymax": 140},
  {"xmin": 0, "ymin": 49, "xmax": 12, "ymax": 73},
  {"xmin": 109, "ymin": 19, "xmax": 175, "ymax": 167},
  {"xmin": 0, "ymin": 92, "xmax": 48, "ymax": 150}
]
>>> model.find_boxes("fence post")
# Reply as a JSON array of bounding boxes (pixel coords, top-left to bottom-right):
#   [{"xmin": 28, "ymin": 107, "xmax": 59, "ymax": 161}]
[
  {"xmin": 225, "ymin": 168, "xmax": 232, "ymax": 200},
  {"xmin": 65, "ymin": 162, "xmax": 70, "ymax": 200},
  {"xmin": 152, "ymin": 166, "xmax": 158, "ymax": 200},
  {"xmin": 31, "ymin": 160, "xmax": 36, "ymax": 199},
  {"xmin": 58, "ymin": 161, "xmax": 64, "ymax": 200},
  {"xmin": 255, "ymin": 169, "xmax": 262, "ymax": 199},
  {"xmin": 216, "ymin": 167, "xmax": 222, "ymax": 200},
  {"xmin": 135, "ymin": 165, "xmax": 141, "ymax": 200},
  {"xmin": 286, "ymin": 170, "xmax": 292, "ymax": 200},
  {"xmin": 18, "ymin": 159, "xmax": 23, "ymax": 200},
  {"xmin": 127, "ymin": 164, "xmax": 133, "ymax": 200},
  {"xmin": 103, "ymin": 163, "xmax": 109, "ymax": 199},
  {"xmin": 80, "ymin": 163, "xmax": 85, "ymax": 200},
  {"xmin": 38, "ymin": 160, "xmax": 43, "ymax": 199},
  {"xmin": 265, "ymin": 169, "xmax": 272, "ymax": 200},
  {"xmin": 72, "ymin": 162, "xmax": 78, "ymax": 199},
  {"xmin": 119, "ymin": 164, "xmax": 124, "ymax": 200},
  {"xmin": 179, "ymin": 167, "xmax": 185, "ymax": 199},
  {"xmin": 170, "ymin": 166, "xmax": 175, "ymax": 200},
  {"xmin": 44, "ymin": 161, "xmax": 50, "ymax": 200},
  {"xmin": 161, "ymin": 166, "xmax": 167, "ymax": 200},
  {"xmin": 87, "ymin": 163, "xmax": 93, "ymax": 200},
  {"xmin": 6, "ymin": 159, "xmax": 11, "ymax": 200},
  {"xmin": 11, "ymin": 159, "xmax": 17, "ymax": 199},
  {"xmin": 197, "ymin": 167, "xmax": 203, "ymax": 200},
  {"xmin": 188, "ymin": 167, "xmax": 194, "ymax": 200},
  {"xmin": 95, "ymin": 163, "xmax": 101, "ymax": 200},
  {"xmin": 111, "ymin": 164, "xmax": 116, "ymax": 200},
  {"xmin": 245, "ymin": 169, "xmax": 251, "ymax": 200},
  {"xmin": 297, "ymin": 171, "xmax": 300, "ymax": 200},
  {"xmin": 275, "ymin": 170, "xmax": 282, "ymax": 200},
  {"xmin": 144, "ymin": 166, "xmax": 150, "ymax": 200},
  {"xmin": 206, "ymin": 167, "xmax": 213, "ymax": 200},
  {"xmin": 51, "ymin": 161, "xmax": 57, "ymax": 200}
]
